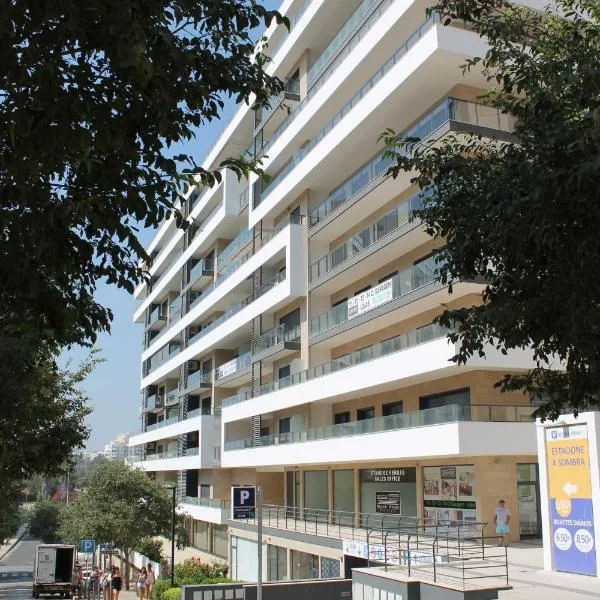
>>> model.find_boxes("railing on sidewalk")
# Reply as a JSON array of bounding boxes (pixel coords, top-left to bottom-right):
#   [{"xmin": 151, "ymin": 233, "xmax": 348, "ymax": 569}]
[
  {"xmin": 230, "ymin": 503, "xmax": 487, "ymax": 543},
  {"xmin": 381, "ymin": 532, "xmax": 509, "ymax": 590}
]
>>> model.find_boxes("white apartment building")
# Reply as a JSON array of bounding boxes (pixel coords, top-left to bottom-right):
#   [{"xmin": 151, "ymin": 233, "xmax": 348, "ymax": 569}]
[{"xmin": 129, "ymin": 0, "xmax": 553, "ymax": 582}]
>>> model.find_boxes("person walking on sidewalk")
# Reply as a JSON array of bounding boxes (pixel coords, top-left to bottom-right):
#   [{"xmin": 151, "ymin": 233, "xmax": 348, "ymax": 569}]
[
  {"xmin": 145, "ymin": 564, "xmax": 155, "ymax": 599},
  {"xmin": 495, "ymin": 499, "xmax": 511, "ymax": 546},
  {"xmin": 136, "ymin": 567, "xmax": 147, "ymax": 599},
  {"xmin": 110, "ymin": 566, "xmax": 122, "ymax": 600}
]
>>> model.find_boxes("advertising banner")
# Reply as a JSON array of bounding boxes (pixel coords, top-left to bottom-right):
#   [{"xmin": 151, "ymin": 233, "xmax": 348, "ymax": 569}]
[
  {"xmin": 546, "ymin": 424, "xmax": 596, "ymax": 576},
  {"xmin": 216, "ymin": 358, "xmax": 238, "ymax": 379},
  {"xmin": 376, "ymin": 492, "xmax": 401, "ymax": 514},
  {"xmin": 423, "ymin": 465, "xmax": 477, "ymax": 525},
  {"xmin": 342, "ymin": 540, "xmax": 442, "ymax": 565},
  {"xmin": 347, "ymin": 279, "xmax": 393, "ymax": 320}
]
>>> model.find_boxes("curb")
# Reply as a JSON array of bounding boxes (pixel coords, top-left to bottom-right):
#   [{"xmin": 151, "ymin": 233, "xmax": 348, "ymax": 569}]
[{"xmin": 0, "ymin": 526, "xmax": 27, "ymax": 561}]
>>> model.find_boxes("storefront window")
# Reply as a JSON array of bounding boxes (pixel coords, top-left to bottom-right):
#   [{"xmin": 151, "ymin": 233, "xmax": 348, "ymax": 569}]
[
  {"xmin": 267, "ymin": 545, "xmax": 287, "ymax": 581},
  {"xmin": 304, "ymin": 470, "xmax": 328, "ymax": 519},
  {"xmin": 192, "ymin": 520, "xmax": 209, "ymax": 551},
  {"xmin": 517, "ymin": 463, "xmax": 538, "ymax": 481},
  {"xmin": 291, "ymin": 550, "xmax": 319, "ymax": 580},
  {"xmin": 423, "ymin": 465, "xmax": 476, "ymax": 525},
  {"xmin": 211, "ymin": 524, "xmax": 228, "ymax": 558},
  {"xmin": 320, "ymin": 557, "xmax": 340, "ymax": 579},
  {"xmin": 333, "ymin": 470, "xmax": 354, "ymax": 524},
  {"xmin": 359, "ymin": 468, "xmax": 417, "ymax": 523}
]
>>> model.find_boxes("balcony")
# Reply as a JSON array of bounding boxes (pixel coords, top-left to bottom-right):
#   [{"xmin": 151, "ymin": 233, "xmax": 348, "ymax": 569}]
[
  {"xmin": 145, "ymin": 393, "xmax": 164, "ymax": 412},
  {"xmin": 145, "ymin": 342, "xmax": 181, "ymax": 377},
  {"xmin": 146, "ymin": 306, "xmax": 166, "ymax": 331},
  {"xmin": 186, "ymin": 257, "xmax": 215, "ymax": 291},
  {"xmin": 309, "ymin": 188, "xmax": 430, "ymax": 292},
  {"xmin": 182, "ymin": 370, "xmax": 212, "ymax": 394},
  {"xmin": 214, "ymin": 352, "xmax": 252, "ymax": 387},
  {"xmin": 252, "ymin": 324, "xmax": 301, "ymax": 364},
  {"xmin": 146, "ymin": 415, "xmax": 179, "ymax": 432},
  {"xmin": 310, "ymin": 255, "xmax": 441, "ymax": 342},
  {"xmin": 227, "ymin": 404, "xmax": 534, "ymax": 451},
  {"xmin": 258, "ymin": 0, "xmax": 396, "ymax": 163},
  {"xmin": 216, "ymin": 228, "xmax": 253, "ymax": 274},
  {"xmin": 222, "ymin": 324, "xmax": 542, "ymax": 423},
  {"xmin": 181, "ymin": 497, "xmax": 231, "ymax": 525}
]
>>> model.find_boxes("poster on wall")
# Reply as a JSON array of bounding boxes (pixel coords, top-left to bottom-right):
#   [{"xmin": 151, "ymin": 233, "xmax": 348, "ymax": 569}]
[
  {"xmin": 376, "ymin": 492, "xmax": 401, "ymax": 514},
  {"xmin": 423, "ymin": 465, "xmax": 477, "ymax": 526},
  {"xmin": 545, "ymin": 424, "xmax": 597, "ymax": 576}
]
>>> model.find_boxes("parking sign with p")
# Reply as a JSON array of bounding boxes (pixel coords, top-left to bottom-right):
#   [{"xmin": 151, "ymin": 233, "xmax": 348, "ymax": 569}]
[{"xmin": 231, "ymin": 486, "xmax": 256, "ymax": 520}]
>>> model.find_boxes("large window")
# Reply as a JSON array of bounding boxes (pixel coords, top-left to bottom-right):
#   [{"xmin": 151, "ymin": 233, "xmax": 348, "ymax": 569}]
[
  {"xmin": 211, "ymin": 524, "xmax": 228, "ymax": 558},
  {"xmin": 419, "ymin": 388, "xmax": 470, "ymax": 411},
  {"xmin": 304, "ymin": 471, "xmax": 328, "ymax": 516},
  {"xmin": 291, "ymin": 550, "xmax": 319, "ymax": 580},
  {"xmin": 333, "ymin": 470, "xmax": 354, "ymax": 518},
  {"xmin": 192, "ymin": 520, "xmax": 209, "ymax": 551},
  {"xmin": 267, "ymin": 545, "xmax": 287, "ymax": 581}
]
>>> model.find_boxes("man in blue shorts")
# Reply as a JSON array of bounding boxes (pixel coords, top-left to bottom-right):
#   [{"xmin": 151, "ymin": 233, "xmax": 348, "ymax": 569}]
[{"xmin": 494, "ymin": 499, "xmax": 511, "ymax": 546}]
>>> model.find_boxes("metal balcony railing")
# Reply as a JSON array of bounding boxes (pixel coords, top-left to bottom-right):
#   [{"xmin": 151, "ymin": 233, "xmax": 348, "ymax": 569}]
[
  {"xmin": 223, "ymin": 322, "xmax": 447, "ymax": 408},
  {"xmin": 310, "ymin": 255, "xmax": 439, "ymax": 336},
  {"xmin": 224, "ymin": 403, "xmax": 534, "ymax": 451}
]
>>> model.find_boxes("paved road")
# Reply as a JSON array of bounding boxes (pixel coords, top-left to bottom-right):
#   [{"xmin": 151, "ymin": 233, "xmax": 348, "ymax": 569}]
[{"xmin": 0, "ymin": 534, "xmax": 37, "ymax": 599}]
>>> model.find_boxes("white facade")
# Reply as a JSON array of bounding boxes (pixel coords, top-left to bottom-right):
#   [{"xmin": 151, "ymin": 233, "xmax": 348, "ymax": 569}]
[{"xmin": 130, "ymin": 0, "xmax": 559, "ymax": 572}]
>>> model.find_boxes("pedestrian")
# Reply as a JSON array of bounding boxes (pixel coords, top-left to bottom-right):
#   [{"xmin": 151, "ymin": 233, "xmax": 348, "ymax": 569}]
[
  {"xmin": 111, "ymin": 566, "xmax": 122, "ymax": 600},
  {"xmin": 136, "ymin": 566, "xmax": 147, "ymax": 599},
  {"xmin": 72, "ymin": 564, "xmax": 83, "ymax": 600},
  {"xmin": 494, "ymin": 499, "xmax": 511, "ymax": 546},
  {"xmin": 91, "ymin": 565, "xmax": 101, "ymax": 599},
  {"xmin": 102, "ymin": 566, "xmax": 113, "ymax": 600},
  {"xmin": 145, "ymin": 563, "xmax": 155, "ymax": 598}
]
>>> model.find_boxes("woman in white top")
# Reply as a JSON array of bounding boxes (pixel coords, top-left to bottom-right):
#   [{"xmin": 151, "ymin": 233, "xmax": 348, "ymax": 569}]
[{"xmin": 145, "ymin": 564, "xmax": 155, "ymax": 598}]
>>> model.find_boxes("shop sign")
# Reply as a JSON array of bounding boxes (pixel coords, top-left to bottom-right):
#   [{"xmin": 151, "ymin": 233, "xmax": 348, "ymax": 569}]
[
  {"xmin": 423, "ymin": 465, "xmax": 476, "ymax": 524},
  {"xmin": 360, "ymin": 468, "xmax": 416, "ymax": 483},
  {"xmin": 342, "ymin": 540, "xmax": 442, "ymax": 565},
  {"xmin": 347, "ymin": 279, "xmax": 393, "ymax": 320},
  {"xmin": 376, "ymin": 492, "xmax": 401, "ymax": 514},
  {"xmin": 546, "ymin": 424, "xmax": 596, "ymax": 576},
  {"xmin": 216, "ymin": 358, "xmax": 238, "ymax": 380}
]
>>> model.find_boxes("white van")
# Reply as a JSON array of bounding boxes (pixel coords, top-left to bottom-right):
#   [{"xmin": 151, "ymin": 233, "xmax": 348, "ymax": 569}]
[{"xmin": 33, "ymin": 544, "xmax": 77, "ymax": 598}]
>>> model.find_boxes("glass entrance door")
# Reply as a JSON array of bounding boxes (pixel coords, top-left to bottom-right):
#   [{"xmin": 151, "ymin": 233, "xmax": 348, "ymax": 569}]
[{"xmin": 517, "ymin": 463, "xmax": 541, "ymax": 538}]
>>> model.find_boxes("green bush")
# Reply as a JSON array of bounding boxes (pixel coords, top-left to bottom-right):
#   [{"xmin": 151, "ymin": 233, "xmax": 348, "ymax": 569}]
[
  {"xmin": 152, "ymin": 578, "xmax": 172, "ymax": 600},
  {"xmin": 162, "ymin": 589, "xmax": 181, "ymax": 600},
  {"xmin": 134, "ymin": 537, "xmax": 165, "ymax": 563},
  {"xmin": 174, "ymin": 558, "xmax": 229, "ymax": 583}
]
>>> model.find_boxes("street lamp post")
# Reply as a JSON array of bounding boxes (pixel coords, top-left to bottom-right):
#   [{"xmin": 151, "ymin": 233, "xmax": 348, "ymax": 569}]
[{"xmin": 168, "ymin": 485, "xmax": 176, "ymax": 588}]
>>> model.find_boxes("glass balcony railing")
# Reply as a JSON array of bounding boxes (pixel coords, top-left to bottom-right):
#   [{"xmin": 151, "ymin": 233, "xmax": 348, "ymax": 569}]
[
  {"xmin": 257, "ymin": 0, "xmax": 401, "ymax": 164},
  {"xmin": 187, "ymin": 405, "xmax": 214, "ymax": 420},
  {"xmin": 215, "ymin": 351, "xmax": 252, "ymax": 381},
  {"xmin": 224, "ymin": 403, "xmax": 535, "ymax": 451},
  {"xmin": 147, "ymin": 305, "xmax": 165, "ymax": 327},
  {"xmin": 224, "ymin": 322, "xmax": 447, "ymax": 408},
  {"xmin": 261, "ymin": 213, "xmax": 304, "ymax": 246},
  {"xmin": 265, "ymin": 0, "xmax": 313, "ymax": 59},
  {"xmin": 309, "ymin": 95, "xmax": 514, "ymax": 226},
  {"xmin": 309, "ymin": 189, "xmax": 429, "ymax": 281},
  {"xmin": 238, "ymin": 187, "xmax": 249, "ymax": 213},
  {"xmin": 182, "ymin": 496, "xmax": 231, "ymax": 510},
  {"xmin": 185, "ymin": 446, "xmax": 200, "ymax": 457},
  {"xmin": 188, "ymin": 270, "xmax": 287, "ymax": 348},
  {"xmin": 144, "ymin": 448, "xmax": 179, "ymax": 460},
  {"xmin": 216, "ymin": 228, "xmax": 253, "ymax": 273},
  {"xmin": 310, "ymin": 255, "xmax": 439, "ymax": 336},
  {"xmin": 145, "ymin": 343, "xmax": 181, "ymax": 376},
  {"xmin": 145, "ymin": 415, "xmax": 179, "ymax": 432},
  {"xmin": 186, "ymin": 370, "xmax": 212, "ymax": 390},
  {"xmin": 188, "ymin": 257, "xmax": 214, "ymax": 285},
  {"xmin": 145, "ymin": 393, "xmax": 163, "ymax": 411},
  {"xmin": 255, "ymin": 324, "xmax": 301, "ymax": 354},
  {"xmin": 165, "ymin": 388, "xmax": 179, "ymax": 406}
]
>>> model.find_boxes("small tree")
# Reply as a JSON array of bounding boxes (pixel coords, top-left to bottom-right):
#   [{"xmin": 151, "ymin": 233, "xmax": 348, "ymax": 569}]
[
  {"xmin": 27, "ymin": 500, "xmax": 62, "ymax": 543},
  {"xmin": 134, "ymin": 537, "xmax": 165, "ymax": 563},
  {"xmin": 60, "ymin": 461, "xmax": 188, "ymax": 589}
]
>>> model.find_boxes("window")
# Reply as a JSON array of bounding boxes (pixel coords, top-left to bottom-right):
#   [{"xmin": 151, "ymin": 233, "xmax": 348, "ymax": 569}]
[
  {"xmin": 334, "ymin": 411, "xmax": 351, "ymax": 425},
  {"xmin": 201, "ymin": 396, "xmax": 212, "ymax": 415},
  {"xmin": 199, "ymin": 484, "xmax": 211, "ymax": 499},
  {"xmin": 419, "ymin": 388, "xmax": 470, "ymax": 411},
  {"xmin": 357, "ymin": 406, "xmax": 375, "ymax": 421},
  {"xmin": 260, "ymin": 426, "xmax": 270, "ymax": 437},
  {"xmin": 278, "ymin": 364, "xmax": 291, "ymax": 379},
  {"xmin": 291, "ymin": 550, "xmax": 319, "ymax": 580},
  {"xmin": 267, "ymin": 545, "xmax": 287, "ymax": 581},
  {"xmin": 279, "ymin": 417, "xmax": 291, "ymax": 434},
  {"xmin": 382, "ymin": 401, "xmax": 403, "ymax": 417},
  {"xmin": 379, "ymin": 271, "xmax": 398, "ymax": 284},
  {"xmin": 354, "ymin": 285, "xmax": 371, "ymax": 296},
  {"xmin": 279, "ymin": 307, "xmax": 300, "ymax": 329}
]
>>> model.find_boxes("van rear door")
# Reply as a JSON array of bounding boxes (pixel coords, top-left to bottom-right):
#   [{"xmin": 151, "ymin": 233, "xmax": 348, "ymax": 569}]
[{"xmin": 36, "ymin": 547, "xmax": 56, "ymax": 584}]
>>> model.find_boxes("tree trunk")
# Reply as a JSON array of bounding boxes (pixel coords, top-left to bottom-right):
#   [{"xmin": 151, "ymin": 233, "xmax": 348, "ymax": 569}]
[{"xmin": 124, "ymin": 548, "xmax": 130, "ymax": 591}]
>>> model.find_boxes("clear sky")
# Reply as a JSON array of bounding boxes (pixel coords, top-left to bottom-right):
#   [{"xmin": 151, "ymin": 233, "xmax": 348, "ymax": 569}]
[{"xmin": 68, "ymin": 0, "xmax": 281, "ymax": 450}]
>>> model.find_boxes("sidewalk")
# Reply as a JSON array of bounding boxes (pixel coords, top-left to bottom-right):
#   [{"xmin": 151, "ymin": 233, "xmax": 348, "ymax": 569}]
[
  {"xmin": 500, "ymin": 541, "xmax": 600, "ymax": 599},
  {"xmin": 0, "ymin": 526, "xmax": 26, "ymax": 561}
]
